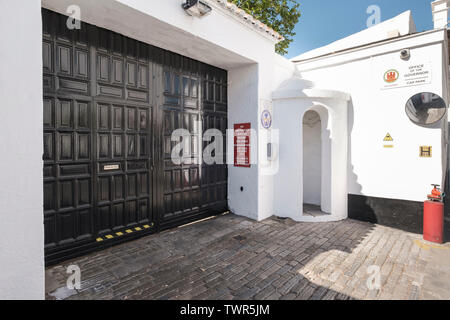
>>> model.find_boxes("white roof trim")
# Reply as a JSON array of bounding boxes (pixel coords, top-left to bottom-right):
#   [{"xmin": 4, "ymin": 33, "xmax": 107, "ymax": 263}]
[{"xmin": 204, "ymin": 0, "xmax": 284, "ymax": 42}]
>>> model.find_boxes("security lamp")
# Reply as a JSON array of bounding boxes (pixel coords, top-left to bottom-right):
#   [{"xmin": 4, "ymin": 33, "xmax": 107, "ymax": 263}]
[
  {"xmin": 400, "ymin": 49, "xmax": 411, "ymax": 60},
  {"xmin": 182, "ymin": 0, "xmax": 212, "ymax": 17}
]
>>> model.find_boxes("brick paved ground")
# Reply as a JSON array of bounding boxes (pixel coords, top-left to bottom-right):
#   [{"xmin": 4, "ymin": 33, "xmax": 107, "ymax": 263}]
[{"xmin": 45, "ymin": 213, "xmax": 450, "ymax": 300}]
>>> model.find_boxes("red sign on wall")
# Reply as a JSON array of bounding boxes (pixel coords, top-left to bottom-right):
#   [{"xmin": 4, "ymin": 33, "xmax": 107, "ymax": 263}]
[{"xmin": 234, "ymin": 123, "xmax": 251, "ymax": 167}]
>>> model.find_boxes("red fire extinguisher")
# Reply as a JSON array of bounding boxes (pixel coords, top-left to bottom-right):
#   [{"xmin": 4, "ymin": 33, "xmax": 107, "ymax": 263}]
[{"xmin": 423, "ymin": 184, "xmax": 445, "ymax": 244}]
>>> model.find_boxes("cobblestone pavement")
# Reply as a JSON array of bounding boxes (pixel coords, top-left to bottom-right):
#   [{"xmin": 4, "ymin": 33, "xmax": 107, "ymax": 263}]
[{"xmin": 45, "ymin": 213, "xmax": 450, "ymax": 300}]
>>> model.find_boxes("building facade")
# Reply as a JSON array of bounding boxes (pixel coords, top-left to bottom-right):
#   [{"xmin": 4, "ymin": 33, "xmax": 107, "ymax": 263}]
[{"xmin": 0, "ymin": 0, "xmax": 449, "ymax": 299}]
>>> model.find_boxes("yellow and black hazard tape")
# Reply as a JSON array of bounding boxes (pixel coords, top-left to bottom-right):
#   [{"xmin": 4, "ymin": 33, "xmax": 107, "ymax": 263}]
[{"xmin": 96, "ymin": 222, "xmax": 155, "ymax": 242}]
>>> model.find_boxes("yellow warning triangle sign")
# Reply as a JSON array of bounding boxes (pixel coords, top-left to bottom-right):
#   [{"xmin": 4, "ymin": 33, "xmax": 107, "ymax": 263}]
[{"xmin": 383, "ymin": 133, "xmax": 393, "ymax": 142}]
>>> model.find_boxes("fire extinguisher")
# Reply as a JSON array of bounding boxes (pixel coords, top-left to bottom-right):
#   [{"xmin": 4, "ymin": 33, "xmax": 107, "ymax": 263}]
[{"xmin": 423, "ymin": 184, "xmax": 445, "ymax": 244}]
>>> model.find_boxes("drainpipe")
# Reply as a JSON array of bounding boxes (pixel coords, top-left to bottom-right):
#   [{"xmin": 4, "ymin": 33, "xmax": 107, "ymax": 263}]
[
  {"xmin": 433, "ymin": 1, "xmax": 450, "ymax": 240},
  {"xmin": 432, "ymin": 0, "xmax": 450, "ymax": 29}
]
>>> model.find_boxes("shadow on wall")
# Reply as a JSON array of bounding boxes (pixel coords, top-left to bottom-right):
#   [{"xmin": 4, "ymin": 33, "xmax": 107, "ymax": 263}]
[
  {"xmin": 347, "ymin": 98, "xmax": 424, "ymax": 235},
  {"xmin": 347, "ymin": 99, "xmax": 388, "ymax": 227},
  {"xmin": 347, "ymin": 98, "xmax": 367, "ymax": 214}
]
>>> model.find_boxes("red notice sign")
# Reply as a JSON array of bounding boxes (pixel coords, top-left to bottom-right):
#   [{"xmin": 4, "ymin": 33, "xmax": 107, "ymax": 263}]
[{"xmin": 234, "ymin": 123, "xmax": 251, "ymax": 167}]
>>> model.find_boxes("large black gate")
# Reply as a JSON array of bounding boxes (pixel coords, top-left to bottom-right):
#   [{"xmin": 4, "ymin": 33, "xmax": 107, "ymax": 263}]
[{"xmin": 42, "ymin": 9, "xmax": 228, "ymax": 265}]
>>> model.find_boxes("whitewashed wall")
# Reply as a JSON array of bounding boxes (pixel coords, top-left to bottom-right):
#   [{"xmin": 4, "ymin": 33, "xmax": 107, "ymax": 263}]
[
  {"xmin": 228, "ymin": 64, "xmax": 260, "ymax": 219},
  {"xmin": 295, "ymin": 30, "xmax": 447, "ymax": 202},
  {"xmin": 0, "ymin": 0, "xmax": 45, "ymax": 299},
  {"xmin": 256, "ymin": 54, "xmax": 296, "ymax": 221}
]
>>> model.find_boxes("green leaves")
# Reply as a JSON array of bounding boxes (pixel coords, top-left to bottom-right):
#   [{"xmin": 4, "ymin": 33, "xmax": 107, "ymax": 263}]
[{"xmin": 231, "ymin": 0, "xmax": 301, "ymax": 55}]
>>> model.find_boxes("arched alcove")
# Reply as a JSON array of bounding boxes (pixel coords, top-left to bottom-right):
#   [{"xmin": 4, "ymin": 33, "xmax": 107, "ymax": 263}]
[
  {"xmin": 302, "ymin": 110, "xmax": 322, "ymax": 207},
  {"xmin": 301, "ymin": 105, "xmax": 332, "ymax": 217},
  {"xmin": 272, "ymin": 76, "xmax": 350, "ymax": 222}
]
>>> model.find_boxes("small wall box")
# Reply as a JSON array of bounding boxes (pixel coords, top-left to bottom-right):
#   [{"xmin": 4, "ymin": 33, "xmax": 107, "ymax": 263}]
[
  {"xmin": 420, "ymin": 146, "xmax": 432, "ymax": 158},
  {"xmin": 267, "ymin": 143, "xmax": 272, "ymax": 160}
]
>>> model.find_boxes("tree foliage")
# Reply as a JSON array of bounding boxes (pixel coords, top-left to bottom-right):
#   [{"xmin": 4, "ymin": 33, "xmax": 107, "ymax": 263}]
[{"xmin": 230, "ymin": 0, "xmax": 301, "ymax": 55}]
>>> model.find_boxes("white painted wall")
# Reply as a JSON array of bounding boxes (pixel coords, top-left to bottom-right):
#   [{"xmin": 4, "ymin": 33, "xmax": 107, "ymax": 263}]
[
  {"xmin": 303, "ymin": 111, "xmax": 322, "ymax": 205},
  {"xmin": 432, "ymin": 0, "xmax": 450, "ymax": 29},
  {"xmin": 256, "ymin": 53, "xmax": 296, "ymax": 221},
  {"xmin": 295, "ymin": 30, "xmax": 447, "ymax": 202},
  {"xmin": 0, "ymin": 0, "xmax": 45, "ymax": 299},
  {"xmin": 228, "ymin": 64, "xmax": 260, "ymax": 219}
]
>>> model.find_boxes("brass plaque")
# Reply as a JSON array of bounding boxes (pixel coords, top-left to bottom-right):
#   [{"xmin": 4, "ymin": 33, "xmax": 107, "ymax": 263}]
[
  {"xmin": 420, "ymin": 146, "xmax": 432, "ymax": 158},
  {"xmin": 104, "ymin": 164, "xmax": 120, "ymax": 171}
]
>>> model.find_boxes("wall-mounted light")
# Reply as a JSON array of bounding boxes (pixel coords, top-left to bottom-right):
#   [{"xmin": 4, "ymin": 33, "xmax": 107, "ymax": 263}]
[
  {"xmin": 182, "ymin": 0, "xmax": 212, "ymax": 18},
  {"xmin": 400, "ymin": 49, "xmax": 410, "ymax": 60}
]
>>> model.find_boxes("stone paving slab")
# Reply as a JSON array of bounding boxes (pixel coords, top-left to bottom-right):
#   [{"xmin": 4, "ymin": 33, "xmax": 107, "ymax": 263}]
[{"xmin": 45, "ymin": 213, "xmax": 450, "ymax": 300}]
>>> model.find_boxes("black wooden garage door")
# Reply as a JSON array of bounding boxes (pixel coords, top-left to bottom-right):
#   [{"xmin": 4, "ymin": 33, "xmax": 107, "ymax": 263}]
[{"xmin": 42, "ymin": 9, "xmax": 227, "ymax": 265}]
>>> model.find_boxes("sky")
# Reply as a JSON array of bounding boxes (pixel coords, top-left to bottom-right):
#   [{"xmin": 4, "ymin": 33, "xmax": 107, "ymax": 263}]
[{"xmin": 287, "ymin": 0, "xmax": 434, "ymax": 59}]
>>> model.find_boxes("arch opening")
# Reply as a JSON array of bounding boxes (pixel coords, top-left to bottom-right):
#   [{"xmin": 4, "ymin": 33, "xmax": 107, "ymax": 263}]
[{"xmin": 302, "ymin": 108, "xmax": 331, "ymax": 217}]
